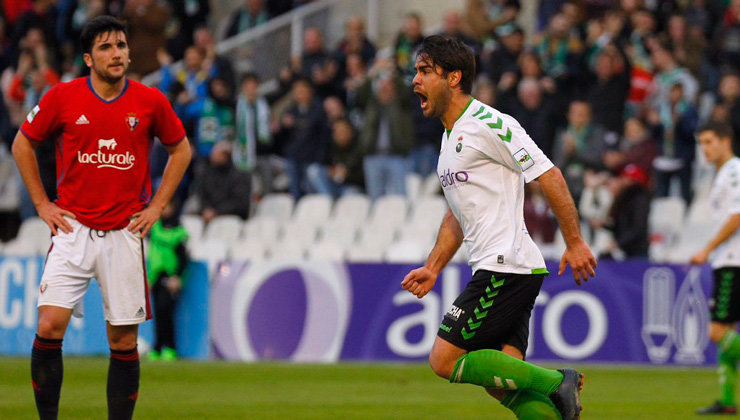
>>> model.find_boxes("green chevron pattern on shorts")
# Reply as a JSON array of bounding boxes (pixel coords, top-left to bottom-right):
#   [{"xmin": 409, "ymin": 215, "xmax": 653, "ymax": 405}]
[
  {"xmin": 717, "ymin": 271, "xmax": 735, "ymax": 319},
  {"xmin": 461, "ymin": 275, "xmax": 506, "ymax": 340}
]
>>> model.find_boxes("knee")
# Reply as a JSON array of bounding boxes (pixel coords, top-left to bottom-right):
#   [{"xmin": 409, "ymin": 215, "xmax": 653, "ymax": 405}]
[
  {"xmin": 109, "ymin": 331, "xmax": 138, "ymax": 351},
  {"xmin": 428, "ymin": 351, "xmax": 456, "ymax": 380},
  {"xmin": 37, "ymin": 318, "xmax": 66, "ymax": 339}
]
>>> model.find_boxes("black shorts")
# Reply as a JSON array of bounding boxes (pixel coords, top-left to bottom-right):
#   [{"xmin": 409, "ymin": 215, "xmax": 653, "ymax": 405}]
[
  {"xmin": 710, "ymin": 267, "xmax": 740, "ymax": 323},
  {"xmin": 437, "ymin": 269, "xmax": 544, "ymax": 355}
]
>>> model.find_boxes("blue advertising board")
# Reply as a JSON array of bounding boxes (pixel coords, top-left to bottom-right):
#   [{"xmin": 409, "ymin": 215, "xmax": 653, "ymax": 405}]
[{"xmin": 0, "ymin": 256, "xmax": 209, "ymax": 359}]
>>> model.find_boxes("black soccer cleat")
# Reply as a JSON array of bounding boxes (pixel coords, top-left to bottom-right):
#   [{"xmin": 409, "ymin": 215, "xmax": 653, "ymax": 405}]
[
  {"xmin": 696, "ymin": 400, "xmax": 738, "ymax": 415},
  {"xmin": 549, "ymin": 368, "xmax": 584, "ymax": 420}
]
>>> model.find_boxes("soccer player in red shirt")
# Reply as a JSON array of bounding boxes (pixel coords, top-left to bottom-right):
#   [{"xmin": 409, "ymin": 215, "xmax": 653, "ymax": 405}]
[{"xmin": 11, "ymin": 16, "xmax": 192, "ymax": 420}]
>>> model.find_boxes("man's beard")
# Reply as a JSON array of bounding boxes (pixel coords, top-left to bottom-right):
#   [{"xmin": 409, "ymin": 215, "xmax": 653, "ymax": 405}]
[{"xmin": 93, "ymin": 63, "xmax": 126, "ymax": 84}]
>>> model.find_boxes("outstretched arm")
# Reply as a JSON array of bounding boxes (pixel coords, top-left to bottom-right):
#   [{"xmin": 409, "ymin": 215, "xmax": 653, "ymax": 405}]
[
  {"xmin": 11, "ymin": 131, "xmax": 74, "ymax": 235},
  {"xmin": 401, "ymin": 209, "xmax": 463, "ymax": 298},
  {"xmin": 690, "ymin": 214, "xmax": 740, "ymax": 265},
  {"xmin": 536, "ymin": 166, "xmax": 597, "ymax": 285},
  {"xmin": 129, "ymin": 138, "xmax": 192, "ymax": 236}
]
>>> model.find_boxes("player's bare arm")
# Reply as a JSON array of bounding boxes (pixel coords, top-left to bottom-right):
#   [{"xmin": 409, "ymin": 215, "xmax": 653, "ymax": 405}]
[
  {"xmin": 537, "ymin": 166, "xmax": 597, "ymax": 285},
  {"xmin": 129, "ymin": 138, "xmax": 191, "ymax": 236},
  {"xmin": 691, "ymin": 213, "xmax": 740, "ymax": 265},
  {"xmin": 11, "ymin": 131, "xmax": 75, "ymax": 235},
  {"xmin": 402, "ymin": 209, "xmax": 463, "ymax": 298}
]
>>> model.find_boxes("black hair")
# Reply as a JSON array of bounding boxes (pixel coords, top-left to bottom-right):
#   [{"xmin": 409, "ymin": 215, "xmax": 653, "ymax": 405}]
[
  {"xmin": 699, "ymin": 121, "xmax": 734, "ymax": 140},
  {"xmin": 80, "ymin": 15, "xmax": 128, "ymax": 54},
  {"xmin": 241, "ymin": 72, "xmax": 260, "ymax": 85},
  {"xmin": 416, "ymin": 35, "xmax": 476, "ymax": 94}
]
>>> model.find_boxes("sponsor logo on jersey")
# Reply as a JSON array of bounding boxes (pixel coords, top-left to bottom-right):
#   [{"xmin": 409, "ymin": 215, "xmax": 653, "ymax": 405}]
[
  {"xmin": 26, "ymin": 105, "xmax": 40, "ymax": 123},
  {"xmin": 76, "ymin": 114, "xmax": 90, "ymax": 125},
  {"xmin": 439, "ymin": 168, "xmax": 470, "ymax": 188},
  {"xmin": 77, "ymin": 138, "xmax": 135, "ymax": 170},
  {"xmin": 445, "ymin": 305, "xmax": 464, "ymax": 322},
  {"xmin": 513, "ymin": 148, "xmax": 535, "ymax": 171},
  {"xmin": 126, "ymin": 112, "xmax": 139, "ymax": 132}
]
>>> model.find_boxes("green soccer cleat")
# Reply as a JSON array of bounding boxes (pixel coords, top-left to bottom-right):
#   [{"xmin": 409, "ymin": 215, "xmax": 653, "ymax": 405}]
[
  {"xmin": 696, "ymin": 401, "xmax": 738, "ymax": 415},
  {"xmin": 161, "ymin": 347, "xmax": 178, "ymax": 362},
  {"xmin": 146, "ymin": 350, "xmax": 160, "ymax": 361},
  {"xmin": 549, "ymin": 368, "xmax": 584, "ymax": 420}
]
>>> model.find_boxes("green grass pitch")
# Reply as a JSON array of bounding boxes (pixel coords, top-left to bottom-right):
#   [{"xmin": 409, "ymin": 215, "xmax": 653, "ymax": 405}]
[{"xmin": 0, "ymin": 357, "xmax": 724, "ymax": 419}]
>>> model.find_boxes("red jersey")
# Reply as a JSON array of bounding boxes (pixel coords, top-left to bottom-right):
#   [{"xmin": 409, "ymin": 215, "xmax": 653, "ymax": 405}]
[{"xmin": 20, "ymin": 77, "xmax": 186, "ymax": 230}]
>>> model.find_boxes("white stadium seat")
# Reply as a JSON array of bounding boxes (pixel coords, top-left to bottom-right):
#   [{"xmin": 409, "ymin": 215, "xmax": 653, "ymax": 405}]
[
  {"xmin": 2, "ymin": 239, "xmax": 37, "ymax": 256},
  {"xmin": 346, "ymin": 244, "xmax": 384, "ymax": 262},
  {"xmin": 649, "ymin": 197, "xmax": 686, "ymax": 235},
  {"xmin": 17, "ymin": 217, "xmax": 51, "ymax": 254},
  {"xmin": 181, "ymin": 214, "xmax": 204, "ymax": 244},
  {"xmin": 332, "ymin": 194, "xmax": 370, "ymax": 227},
  {"xmin": 203, "ymin": 215, "xmax": 243, "ymax": 245},
  {"xmin": 408, "ymin": 196, "xmax": 447, "ymax": 228},
  {"xmin": 367, "ymin": 195, "xmax": 408, "ymax": 229},
  {"xmin": 396, "ymin": 224, "xmax": 436, "ymax": 250},
  {"xmin": 280, "ymin": 221, "xmax": 319, "ymax": 247},
  {"xmin": 189, "ymin": 239, "xmax": 228, "ymax": 275},
  {"xmin": 357, "ymin": 223, "xmax": 396, "ymax": 250},
  {"xmin": 267, "ymin": 239, "xmax": 305, "ymax": 261},
  {"xmin": 255, "ymin": 193, "xmax": 294, "ymax": 222},
  {"xmin": 385, "ymin": 240, "xmax": 426, "ymax": 263},
  {"xmin": 306, "ymin": 242, "xmax": 345, "ymax": 261},
  {"xmin": 318, "ymin": 220, "xmax": 358, "ymax": 248},
  {"xmin": 405, "ymin": 172, "xmax": 422, "ymax": 202},
  {"xmin": 229, "ymin": 240, "xmax": 267, "ymax": 262},
  {"xmin": 667, "ymin": 222, "xmax": 715, "ymax": 263},
  {"xmin": 242, "ymin": 216, "xmax": 281, "ymax": 246},
  {"xmin": 292, "ymin": 194, "xmax": 333, "ymax": 226}
]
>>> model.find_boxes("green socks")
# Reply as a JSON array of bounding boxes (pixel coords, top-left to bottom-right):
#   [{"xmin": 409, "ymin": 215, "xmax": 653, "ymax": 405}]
[
  {"xmin": 719, "ymin": 349, "xmax": 737, "ymax": 407},
  {"xmin": 720, "ymin": 331, "xmax": 740, "ymax": 360},
  {"xmin": 450, "ymin": 350, "xmax": 564, "ymax": 395},
  {"xmin": 501, "ymin": 389, "xmax": 562, "ymax": 420}
]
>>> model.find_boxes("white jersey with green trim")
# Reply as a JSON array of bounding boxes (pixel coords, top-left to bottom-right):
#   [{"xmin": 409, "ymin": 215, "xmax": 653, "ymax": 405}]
[
  {"xmin": 437, "ymin": 98, "xmax": 554, "ymax": 274},
  {"xmin": 709, "ymin": 156, "xmax": 740, "ymax": 269}
]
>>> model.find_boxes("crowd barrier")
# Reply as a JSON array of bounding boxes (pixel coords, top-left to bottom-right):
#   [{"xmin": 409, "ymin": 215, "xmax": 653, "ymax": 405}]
[{"xmin": 0, "ymin": 256, "xmax": 716, "ymax": 365}]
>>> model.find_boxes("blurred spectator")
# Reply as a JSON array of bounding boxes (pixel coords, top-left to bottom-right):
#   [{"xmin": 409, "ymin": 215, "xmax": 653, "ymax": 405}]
[
  {"xmin": 277, "ymin": 78, "xmax": 330, "ymax": 199},
  {"xmin": 484, "ymin": 23, "xmax": 524, "ymax": 84},
  {"xmin": 0, "ymin": 17, "xmax": 11, "ymax": 73},
  {"xmin": 56, "ymin": 0, "xmax": 106, "ymax": 64},
  {"xmin": 306, "ymin": 118, "xmax": 364, "ymax": 197},
  {"xmin": 0, "ymin": 141, "xmax": 21, "ymax": 241},
  {"xmin": 234, "ymin": 73, "xmax": 280, "ymax": 196},
  {"xmin": 717, "ymin": 73, "xmax": 740, "ymax": 153},
  {"xmin": 8, "ymin": 42, "xmax": 60, "ymax": 111},
  {"xmin": 649, "ymin": 41, "xmax": 698, "ymax": 110},
  {"xmin": 534, "ymin": 12, "xmax": 583, "ymax": 88},
  {"xmin": 167, "ymin": 0, "xmax": 210, "ymax": 58},
  {"xmin": 343, "ymin": 52, "xmax": 367, "ymax": 113},
  {"xmin": 279, "ymin": 27, "xmax": 338, "ymax": 99},
  {"xmin": 438, "ymin": 10, "xmax": 481, "ymax": 62},
  {"xmin": 224, "ymin": 0, "xmax": 269, "ymax": 39},
  {"xmin": 624, "ymin": 8, "xmax": 656, "ymax": 113},
  {"xmin": 193, "ymin": 26, "xmax": 235, "ymax": 97},
  {"xmin": 650, "ymin": 82, "xmax": 698, "ymax": 203},
  {"xmin": 355, "ymin": 67, "xmax": 414, "ymax": 199},
  {"xmin": 586, "ymin": 46, "xmax": 630, "ymax": 134},
  {"xmin": 714, "ymin": 0, "xmax": 740, "ymax": 71},
  {"xmin": 498, "ymin": 77, "xmax": 558, "ymax": 157},
  {"xmin": 146, "ymin": 197, "xmax": 189, "ymax": 361},
  {"xmin": 394, "ymin": 12, "xmax": 424, "ymax": 84},
  {"xmin": 474, "ymin": 77, "xmax": 496, "ymax": 106},
  {"xmin": 323, "ymin": 95, "xmax": 346, "ymax": 123},
  {"xmin": 3, "ymin": 0, "xmax": 33, "ymax": 28},
  {"xmin": 463, "ymin": 0, "xmax": 520, "ymax": 41},
  {"xmin": 579, "ymin": 170, "xmax": 613, "ymax": 244},
  {"xmin": 196, "ymin": 141, "xmax": 251, "ymax": 223},
  {"xmin": 553, "ymin": 100, "xmax": 611, "ymax": 202},
  {"xmin": 334, "ymin": 17, "xmax": 376, "ymax": 77},
  {"xmin": 12, "ymin": 0, "xmax": 58, "ymax": 56},
  {"xmin": 602, "ymin": 164, "xmax": 651, "ymax": 259},
  {"xmin": 661, "ymin": 14, "xmax": 707, "ymax": 84},
  {"xmin": 159, "ymin": 46, "xmax": 213, "ymax": 105},
  {"xmin": 523, "ymin": 181, "xmax": 556, "ymax": 244},
  {"xmin": 123, "ymin": 0, "xmax": 170, "ymax": 76},
  {"xmin": 176, "ymin": 76, "xmax": 235, "ymax": 161},
  {"xmin": 603, "ymin": 116, "xmax": 658, "ymax": 175},
  {"xmin": 409, "ymin": 97, "xmax": 443, "ymax": 177}
]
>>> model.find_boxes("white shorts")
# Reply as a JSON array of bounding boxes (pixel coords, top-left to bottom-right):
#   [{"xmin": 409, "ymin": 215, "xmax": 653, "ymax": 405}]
[{"xmin": 38, "ymin": 217, "xmax": 151, "ymax": 326}]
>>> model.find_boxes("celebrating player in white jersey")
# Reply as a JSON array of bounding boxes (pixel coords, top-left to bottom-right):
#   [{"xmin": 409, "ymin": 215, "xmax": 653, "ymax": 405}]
[
  {"xmin": 691, "ymin": 122, "xmax": 740, "ymax": 415},
  {"xmin": 401, "ymin": 35, "xmax": 596, "ymax": 420}
]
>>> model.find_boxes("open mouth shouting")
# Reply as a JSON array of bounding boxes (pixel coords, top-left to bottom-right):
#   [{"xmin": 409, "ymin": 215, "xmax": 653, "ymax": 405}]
[{"xmin": 415, "ymin": 90, "xmax": 429, "ymax": 110}]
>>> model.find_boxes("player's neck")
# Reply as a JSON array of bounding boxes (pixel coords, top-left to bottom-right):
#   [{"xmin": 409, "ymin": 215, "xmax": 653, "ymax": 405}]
[
  {"xmin": 89, "ymin": 75, "xmax": 127, "ymax": 101},
  {"xmin": 715, "ymin": 153, "xmax": 735, "ymax": 170},
  {"xmin": 440, "ymin": 93, "xmax": 473, "ymax": 131}
]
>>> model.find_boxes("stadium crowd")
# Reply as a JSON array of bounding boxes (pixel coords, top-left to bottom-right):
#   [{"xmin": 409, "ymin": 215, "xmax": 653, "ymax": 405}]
[{"xmin": 1, "ymin": 0, "xmax": 739, "ymax": 260}]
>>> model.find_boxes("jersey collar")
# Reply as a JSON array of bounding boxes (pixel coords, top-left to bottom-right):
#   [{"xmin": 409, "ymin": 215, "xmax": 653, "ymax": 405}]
[
  {"xmin": 446, "ymin": 97, "xmax": 475, "ymax": 137},
  {"xmin": 87, "ymin": 76, "xmax": 129, "ymax": 104}
]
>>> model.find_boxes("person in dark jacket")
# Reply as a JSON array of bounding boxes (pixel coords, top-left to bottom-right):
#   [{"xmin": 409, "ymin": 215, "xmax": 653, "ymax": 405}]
[
  {"xmin": 306, "ymin": 118, "xmax": 365, "ymax": 197},
  {"xmin": 196, "ymin": 141, "xmax": 251, "ymax": 223},
  {"xmin": 277, "ymin": 78, "xmax": 331, "ymax": 199},
  {"xmin": 603, "ymin": 164, "xmax": 651, "ymax": 259}
]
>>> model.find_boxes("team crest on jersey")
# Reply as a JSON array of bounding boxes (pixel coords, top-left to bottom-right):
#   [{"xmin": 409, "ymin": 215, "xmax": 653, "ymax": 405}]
[
  {"xmin": 456, "ymin": 136, "xmax": 463, "ymax": 153},
  {"xmin": 126, "ymin": 112, "xmax": 139, "ymax": 132}
]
